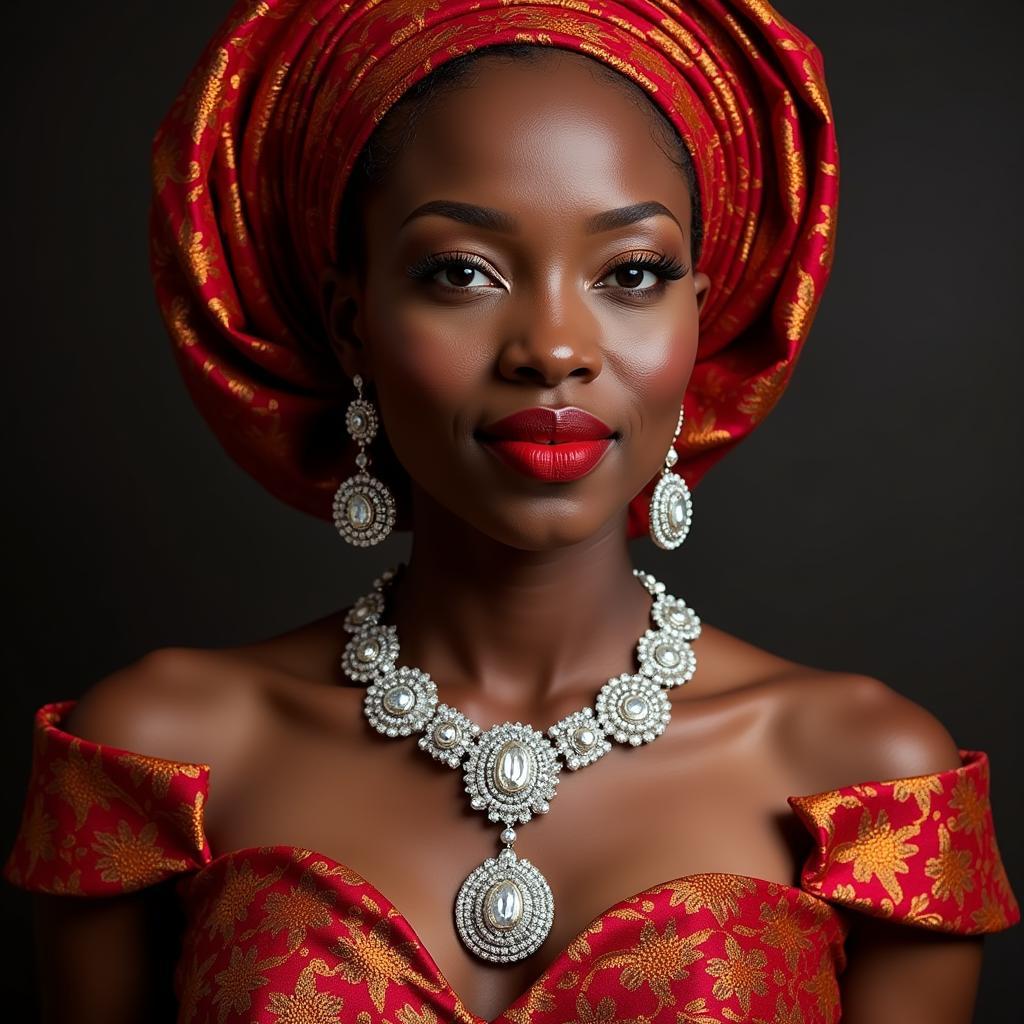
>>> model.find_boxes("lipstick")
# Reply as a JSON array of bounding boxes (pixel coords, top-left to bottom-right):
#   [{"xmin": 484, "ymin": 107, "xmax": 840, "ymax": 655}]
[{"xmin": 476, "ymin": 406, "xmax": 616, "ymax": 483}]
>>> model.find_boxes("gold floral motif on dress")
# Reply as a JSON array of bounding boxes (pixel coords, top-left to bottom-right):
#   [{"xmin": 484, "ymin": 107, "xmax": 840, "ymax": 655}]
[
  {"xmin": 48, "ymin": 738, "xmax": 143, "ymax": 828},
  {"xmin": 116, "ymin": 750, "xmax": 205, "ymax": 798},
  {"xmin": 830, "ymin": 807, "xmax": 921, "ymax": 904},
  {"xmin": 265, "ymin": 958, "xmax": 349, "ymax": 1023},
  {"xmin": 584, "ymin": 918, "xmax": 715, "ymax": 1018},
  {"xmin": 212, "ymin": 944, "xmax": 275, "ymax": 1023},
  {"xmin": 330, "ymin": 914, "xmax": 446, "ymax": 1012},
  {"xmin": 948, "ymin": 772, "xmax": 988, "ymax": 838},
  {"xmin": 16, "ymin": 794, "xmax": 57, "ymax": 878},
  {"xmin": 705, "ymin": 934, "xmax": 769, "ymax": 1013},
  {"xmin": 924, "ymin": 823, "xmax": 976, "ymax": 909},
  {"xmin": 91, "ymin": 820, "xmax": 191, "ymax": 888},
  {"xmin": 889, "ymin": 771, "xmax": 944, "ymax": 818},
  {"xmin": 746, "ymin": 895, "xmax": 817, "ymax": 972},
  {"xmin": 663, "ymin": 873, "xmax": 757, "ymax": 925},
  {"xmin": 202, "ymin": 857, "xmax": 288, "ymax": 942},
  {"xmin": 801, "ymin": 948, "xmax": 840, "ymax": 1023},
  {"xmin": 177, "ymin": 949, "xmax": 217, "ymax": 1024},
  {"xmin": 243, "ymin": 868, "xmax": 341, "ymax": 950}
]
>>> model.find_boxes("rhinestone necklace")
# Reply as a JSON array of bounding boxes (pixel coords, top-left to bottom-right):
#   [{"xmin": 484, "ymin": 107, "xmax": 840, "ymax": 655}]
[{"xmin": 340, "ymin": 564, "xmax": 700, "ymax": 964}]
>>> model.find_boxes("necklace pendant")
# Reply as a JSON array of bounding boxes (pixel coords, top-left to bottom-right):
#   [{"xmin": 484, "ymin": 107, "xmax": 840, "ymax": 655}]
[
  {"xmin": 454, "ymin": 844, "xmax": 554, "ymax": 962},
  {"xmin": 463, "ymin": 722, "xmax": 561, "ymax": 823}
]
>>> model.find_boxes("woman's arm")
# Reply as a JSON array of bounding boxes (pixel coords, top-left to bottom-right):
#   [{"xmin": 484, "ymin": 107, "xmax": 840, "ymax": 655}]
[
  {"xmin": 32, "ymin": 884, "xmax": 183, "ymax": 1024},
  {"xmin": 26, "ymin": 648, "xmax": 250, "ymax": 1023},
  {"xmin": 839, "ymin": 915, "xmax": 983, "ymax": 1024},
  {"xmin": 787, "ymin": 673, "xmax": 991, "ymax": 1023}
]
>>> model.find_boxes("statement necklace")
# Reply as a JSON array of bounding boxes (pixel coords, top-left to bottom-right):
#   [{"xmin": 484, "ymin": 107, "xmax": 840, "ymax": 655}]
[{"xmin": 340, "ymin": 564, "xmax": 701, "ymax": 964}]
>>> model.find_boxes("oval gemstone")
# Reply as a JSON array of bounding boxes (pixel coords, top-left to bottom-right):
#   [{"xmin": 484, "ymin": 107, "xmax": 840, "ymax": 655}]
[
  {"xmin": 669, "ymin": 494, "xmax": 686, "ymax": 528},
  {"xmin": 655, "ymin": 643, "xmax": 679, "ymax": 667},
  {"xmin": 574, "ymin": 726, "xmax": 596, "ymax": 751},
  {"xmin": 434, "ymin": 723, "xmax": 458, "ymax": 747},
  {"xmin": 351, "ymin": 412, "xmax": 365, "ymax": 431},
  {"xmin": 348, "ymin": 495, "xmax": 374, "ymax": 527},
  {"xmin": 669, "ymin": 608, "xmax": 688, "ymax": 626},
  {"xmin": 383, "ymin": 684, "xmax": 414, "ymax": 715},
  {"xmin": 485, "ymin": 880, "xmax": 523, "ymax": 930},
  {"xmin": 494, "ymin": 741, "xmax": 532, "ymax": 794},
  {"xmin": 357, "ymin": 638, "xmax": 380, "ymax": 662},
  {"xmin": 621, "ymin": 694, "xmax": 648, "ymax": 720}
]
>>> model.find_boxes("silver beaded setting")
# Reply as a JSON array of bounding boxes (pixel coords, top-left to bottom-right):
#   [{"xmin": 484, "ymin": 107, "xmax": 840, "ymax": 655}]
[
  {"xmin": 463, "ymin": 722, "xmax": 561, "ymax": 825},
  {"xmin": 547, "ymin": 707, "xmax": 612, "ymax": 771},
  {"xmin": 341, "ymin": 624, "xmax": 398, "ymax": 682},
  {"xmin": 454, "ymin": 847, "xmax": 554, "ymax": 962},
  {"xmin": 595, "ymin": 673, "xmax": 672, "ymax": 745},
  {"xmin": 418, "ymin": 704, "xmax": 482, "ymax": 768}
]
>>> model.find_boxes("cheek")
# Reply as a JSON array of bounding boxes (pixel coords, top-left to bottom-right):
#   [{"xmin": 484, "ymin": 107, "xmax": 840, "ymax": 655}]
[
  {"xmin": 608, "ymin": 297, "xmax": 701, "ymax": 410},
  {"xmin": 363, "ymin": 297, "xmax": 490, "ymax": 453}
]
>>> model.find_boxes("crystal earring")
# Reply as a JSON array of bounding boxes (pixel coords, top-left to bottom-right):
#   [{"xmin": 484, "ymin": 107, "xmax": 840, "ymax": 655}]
[
  {"xmin": 332, "ymin": 374, "xmax": 396, "ymax": 546},
  {"xmin": 648, "ymin": 406, "xmax": 693, "ymax": 550}
]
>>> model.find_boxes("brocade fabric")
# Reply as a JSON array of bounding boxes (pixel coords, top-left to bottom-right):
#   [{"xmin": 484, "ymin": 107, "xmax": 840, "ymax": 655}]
[{"xmin": 4, "ymin": 700, "xmax": 1018, "ymax": 1023}]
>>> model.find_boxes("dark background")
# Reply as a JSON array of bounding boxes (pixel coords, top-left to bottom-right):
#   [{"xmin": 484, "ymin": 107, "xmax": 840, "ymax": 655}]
[{"xmin": 4, "ymin": 1, "xmax": 1021, "ymax": 1018}]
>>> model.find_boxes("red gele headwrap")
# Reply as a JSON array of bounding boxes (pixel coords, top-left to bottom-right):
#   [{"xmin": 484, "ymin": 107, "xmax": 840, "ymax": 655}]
[{"xmin": 149, "ymin": 0, "xmax": 839, "ymax": 538}]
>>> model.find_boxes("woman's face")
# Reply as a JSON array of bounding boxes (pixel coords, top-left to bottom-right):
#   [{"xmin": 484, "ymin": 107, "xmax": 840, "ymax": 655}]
[{"xmin": 325, "ymin": 49, "xmax": 709, "ymax": 550}]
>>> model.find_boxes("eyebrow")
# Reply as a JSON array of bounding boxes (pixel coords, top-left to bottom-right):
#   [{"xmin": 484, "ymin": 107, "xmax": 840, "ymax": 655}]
[{"xmin": 398, "ymin": 199, "xmax": 682, "ymax": 235}]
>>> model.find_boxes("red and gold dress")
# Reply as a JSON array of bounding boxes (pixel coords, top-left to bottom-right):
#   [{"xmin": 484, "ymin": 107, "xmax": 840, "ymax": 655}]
[{"xmin": 4, "ymin": 700, "xmax": 1019, "ymax": 1023}]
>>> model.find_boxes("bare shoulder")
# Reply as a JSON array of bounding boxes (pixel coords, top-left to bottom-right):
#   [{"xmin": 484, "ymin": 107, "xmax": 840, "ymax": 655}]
[
  {"xmin": 63, "ymin": 604, "xmax": 350, "ymax": 773},
  {"xmin": 64, "ymin": 645, "xmax": 265, "ymax": 769},
  {"xmin": 696, "ymin": 624, "xmax": 963, "ymax": 794},
  {"xmin": 776, "ymin": 667, "xmax": 963, "ymax": 792}
]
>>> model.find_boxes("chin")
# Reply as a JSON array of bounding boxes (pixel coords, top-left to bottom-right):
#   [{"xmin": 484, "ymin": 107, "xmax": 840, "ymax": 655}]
[{"xmin": 455, "ymin": 500, "xmax": 626, "ymax": 551}]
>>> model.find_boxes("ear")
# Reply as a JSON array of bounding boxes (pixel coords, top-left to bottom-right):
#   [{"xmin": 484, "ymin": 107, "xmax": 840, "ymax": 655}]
[
  {"xmin": 320, "ymin": 264, "xmax": 368, "ymax": 381},
  {"xmin": 693, "ymin": 271, "xmax": 711, "ymax": 315}
]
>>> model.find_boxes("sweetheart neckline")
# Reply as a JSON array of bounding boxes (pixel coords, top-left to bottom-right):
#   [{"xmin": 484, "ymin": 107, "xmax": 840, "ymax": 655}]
[{"xmin": 190, "ymin": 842, "xmax": 832, "ymax": 1024}]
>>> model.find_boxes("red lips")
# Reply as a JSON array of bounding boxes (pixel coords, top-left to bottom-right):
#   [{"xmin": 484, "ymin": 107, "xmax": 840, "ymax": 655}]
[{"xmin": 476, "ymin": 407, "xmax": 616, "ymax": 482}]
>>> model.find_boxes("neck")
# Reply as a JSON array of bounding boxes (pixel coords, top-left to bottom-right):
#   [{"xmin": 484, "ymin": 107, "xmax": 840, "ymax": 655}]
[{"xmin": 386, "ymin": 488, "xmax": 655, "ymax": 720}]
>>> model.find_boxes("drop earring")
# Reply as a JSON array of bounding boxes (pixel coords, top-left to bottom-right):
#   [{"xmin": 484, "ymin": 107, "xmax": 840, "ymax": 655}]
[
  {"xmin": 332, "ymin": 374, "xmax": 396, "ymax": 546},
  {"xmin": 648, "ymin": 406, "xmax": 693, "ymax": 550}
]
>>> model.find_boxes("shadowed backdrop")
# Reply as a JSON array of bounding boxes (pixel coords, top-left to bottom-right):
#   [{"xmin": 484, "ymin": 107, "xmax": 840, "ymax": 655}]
[{"xmin": 3, "ymin": 1, "xmax": 1021, "ymax": 1017}]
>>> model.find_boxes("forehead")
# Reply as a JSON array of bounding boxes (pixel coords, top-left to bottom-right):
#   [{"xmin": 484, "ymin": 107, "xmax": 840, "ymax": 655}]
[{"xmin": 366, "ymin": 49, "xmax": 692, "ymax": 235}]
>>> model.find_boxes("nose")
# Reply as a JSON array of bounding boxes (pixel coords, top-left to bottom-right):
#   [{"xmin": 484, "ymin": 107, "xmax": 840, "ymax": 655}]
[{"xmin": 496, "ymin": 281, "xmax": 603, "ymax": 388}]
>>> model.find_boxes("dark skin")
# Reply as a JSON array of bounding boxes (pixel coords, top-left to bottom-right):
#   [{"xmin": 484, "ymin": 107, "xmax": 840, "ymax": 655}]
[{"xmin": 34, "ymin": 51, "xmax": 983, "ymax": 1024}]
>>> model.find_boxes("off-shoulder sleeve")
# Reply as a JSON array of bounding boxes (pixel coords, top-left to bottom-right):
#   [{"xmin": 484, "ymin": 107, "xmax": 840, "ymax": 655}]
[
  {"xmin": 788, "ymin": 749, "xmax": 1020, "ymax": 934},
  {"xmin": 2, "ymin": 700, "xmax": 213, "ymax": 896}
]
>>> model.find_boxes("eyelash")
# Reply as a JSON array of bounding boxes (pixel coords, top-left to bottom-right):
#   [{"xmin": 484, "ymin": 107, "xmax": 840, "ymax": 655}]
[{"xmin": 406, "ymin": 250, "xmax": 689, "ymax": 300}]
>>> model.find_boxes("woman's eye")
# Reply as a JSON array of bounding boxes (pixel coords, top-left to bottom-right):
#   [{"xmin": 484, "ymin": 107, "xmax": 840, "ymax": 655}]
[
  {"xmin": 407, "ymin": 253, "xmax": 502, "ymax": 291},
  {"xmin": 593, "ymin": 254, "xmax": 688, "ymax": 297},
  {"xmin": 434, "ymin": 263, "xmax": 497, "ymax": 289},
  {"xmin": 599, "ymin": 264, "xmax": 661, "ymax": 290}
]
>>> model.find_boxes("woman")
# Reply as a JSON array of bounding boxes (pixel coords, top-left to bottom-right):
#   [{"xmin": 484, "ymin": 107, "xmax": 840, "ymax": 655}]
[{"xmin": 4, "ymin": 1, "xmax": 1018, "ymax": 1022}]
